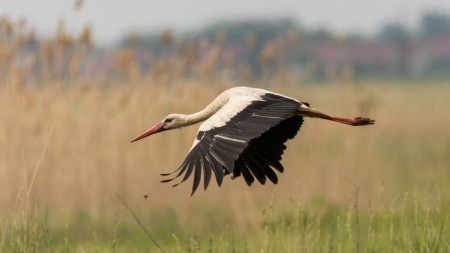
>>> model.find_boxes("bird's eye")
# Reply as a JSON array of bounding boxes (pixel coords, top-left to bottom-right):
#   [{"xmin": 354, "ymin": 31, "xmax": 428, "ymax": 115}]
[{"xmin": 164, "ymin": 118, "xmax": 173, "ymax": 124}]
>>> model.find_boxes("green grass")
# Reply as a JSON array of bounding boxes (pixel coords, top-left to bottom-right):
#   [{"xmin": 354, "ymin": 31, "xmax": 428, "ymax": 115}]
[
  {"xmin": 262, "ymin": 199, "xmax": 449, "ymax": 252},
  {"xmin": 2, "ymin": 191, "xmax": 449, "ymax": 252}
]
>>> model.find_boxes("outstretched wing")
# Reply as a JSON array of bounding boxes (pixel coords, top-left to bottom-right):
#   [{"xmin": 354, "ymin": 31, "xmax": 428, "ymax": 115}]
[
  {"xmin": 231, "ymin": 115, "xmax": 303, "ymax": 186},
  {"xmin": 162, "ymin": 92, "xmax": 301, "ymax": 195}
]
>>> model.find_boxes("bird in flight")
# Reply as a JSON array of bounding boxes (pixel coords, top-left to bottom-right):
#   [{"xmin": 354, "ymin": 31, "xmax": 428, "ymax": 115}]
[{"xmin": 132, "ymin": 86, "xmax": 374, "ymax": 195}]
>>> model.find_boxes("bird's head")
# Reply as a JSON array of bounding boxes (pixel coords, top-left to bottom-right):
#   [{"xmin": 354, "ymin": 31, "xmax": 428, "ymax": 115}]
[{"xmin": 131, "ymin": 114, "xmax": 186, "ymax": 143}]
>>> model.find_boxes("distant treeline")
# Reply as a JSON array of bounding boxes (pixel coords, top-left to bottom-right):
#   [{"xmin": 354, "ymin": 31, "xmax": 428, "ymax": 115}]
[
  {"xmin": 120, "ymin": 11, "xmax": 450, "ymax": 80},
  {"xmin": 2, "ymin": 11, "xmax": 450, "ymax": 87}
]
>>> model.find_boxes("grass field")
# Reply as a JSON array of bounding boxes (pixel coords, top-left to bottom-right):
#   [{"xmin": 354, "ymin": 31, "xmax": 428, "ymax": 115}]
[{"xmin": 1, "ymin": 80, "xmax": 450, "ymax": 252}]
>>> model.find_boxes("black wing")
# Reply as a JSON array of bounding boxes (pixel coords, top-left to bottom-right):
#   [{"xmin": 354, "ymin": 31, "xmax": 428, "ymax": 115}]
[
  {"xmin": 162, "ymin": 93, "xmax": 302, "ymax": 195},
  {"xmin": 231, "ymin": 115, "xmax": 303, "ymax": 186}
]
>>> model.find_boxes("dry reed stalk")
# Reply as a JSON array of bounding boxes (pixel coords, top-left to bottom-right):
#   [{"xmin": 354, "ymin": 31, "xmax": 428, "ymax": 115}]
[
  {"xmin": 68, "ymin": 51, "xmax": 82, "ymax": 81},
  {"xmin": 160, "ymin": 27, "xmax": 173, "ymax": 46},
  {"xmin": 26, "ymin": 123, "xmax": 55, "ymax": 203},
  {"xmin": 79, "ymin": 24, "xmax": 93, "ymax": 48},
  {"xmin": 340, "ymin": 64, "xmax": 355, "ymax": 86},
  {"xmin": 39, "ymin": 39, "xmax": 54, "ymax": 82},
  {"xmin": 116, "ymin": 48, "xmax": 135, "ymax": 79},
  {"xmin": 73, "ymin": 0, "xmax": 83, "ymax": 11},
  {"xmin": 116, "ymin": 194, "xmax": 166, "ymax": 253}
]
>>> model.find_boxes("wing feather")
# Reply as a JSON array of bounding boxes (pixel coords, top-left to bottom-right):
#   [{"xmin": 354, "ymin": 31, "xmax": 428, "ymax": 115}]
[
  {"xmin": 202, "ymin": 156, "xmax": 213, "ymax": 190},
  {"xmin": 161, "ymin": 90, "xmax": 302, "ymax": 194},
  {"xmin": 191, "ymin": 160, "xmax": 202, "ymax": 195},
  {"xmin": 235, "ymin": 159, "xmax": 254, "ymax": 186}
]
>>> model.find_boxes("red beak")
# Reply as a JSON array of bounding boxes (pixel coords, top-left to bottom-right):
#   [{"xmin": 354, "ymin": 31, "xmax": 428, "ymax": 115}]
[{"xmin": 131, "ymin": 123, "xmax": 166, "ymax": 143}]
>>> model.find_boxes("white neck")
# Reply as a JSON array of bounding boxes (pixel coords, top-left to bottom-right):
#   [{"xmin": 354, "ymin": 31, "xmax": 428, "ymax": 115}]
[{"xmin": 177, "ymin": 92, "xmax": 229, "ymax": 127}]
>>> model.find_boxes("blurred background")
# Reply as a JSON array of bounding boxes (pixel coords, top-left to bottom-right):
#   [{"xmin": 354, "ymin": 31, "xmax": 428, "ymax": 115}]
[
  {"xmin": 1, "ymin": 0, "xmax": 450, "ymax": 252},
  {"xmin": 1, "ymin": 0, "xmax": 450, "ymax": 84}
]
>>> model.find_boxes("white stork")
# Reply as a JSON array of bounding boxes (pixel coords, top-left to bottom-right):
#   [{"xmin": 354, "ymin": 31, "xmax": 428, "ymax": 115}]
[{"xmin": 132, "ymin": 86, "xmax": 374, "ymax": 195}]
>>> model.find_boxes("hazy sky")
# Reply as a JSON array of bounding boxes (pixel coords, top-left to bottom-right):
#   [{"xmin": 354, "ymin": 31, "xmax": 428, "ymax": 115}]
[{"xmin": 1, "ymin": 0, "xmax": 450, "ymax": 44}]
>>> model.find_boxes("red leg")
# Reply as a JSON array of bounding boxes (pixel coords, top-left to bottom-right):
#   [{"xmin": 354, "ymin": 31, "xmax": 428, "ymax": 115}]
[
  {"xmin": 297, "ymin": 106, "xmax": 375, "ymax": 126},
  {"xmin": 329, "ymin": 116, "xmax": 375, "ymax": 126}
]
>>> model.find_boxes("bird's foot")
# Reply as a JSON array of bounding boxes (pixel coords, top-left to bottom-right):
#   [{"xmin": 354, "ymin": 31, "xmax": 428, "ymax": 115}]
[
  {"xmin": 331, "ymin": 116, "xmax": 375, "ymax": 126},
  {"xmin": 352, "ymin": 117, "xmax": 375, "ymax": 126}
]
